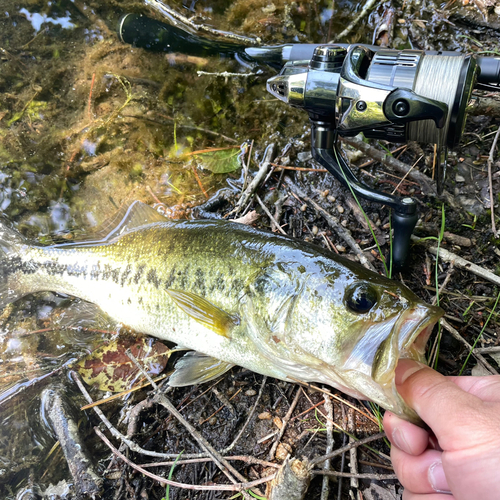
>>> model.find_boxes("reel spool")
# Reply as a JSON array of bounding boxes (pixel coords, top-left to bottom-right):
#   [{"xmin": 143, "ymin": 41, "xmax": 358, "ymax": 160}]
[{"xmin": 363, "ymin": 50, "xmax": 477, "ymax": 190}]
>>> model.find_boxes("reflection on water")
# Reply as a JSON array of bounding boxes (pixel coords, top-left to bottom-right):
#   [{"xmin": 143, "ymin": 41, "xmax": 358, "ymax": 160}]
[{"xmin": 19, "ymin": 8, "xmax": 75, "ymax": 33}]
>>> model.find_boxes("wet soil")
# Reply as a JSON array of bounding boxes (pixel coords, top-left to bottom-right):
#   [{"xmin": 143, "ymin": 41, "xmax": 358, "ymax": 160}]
[{"xmin": 0, "ymin": 0, "xmax": 499, "ymax": 499}]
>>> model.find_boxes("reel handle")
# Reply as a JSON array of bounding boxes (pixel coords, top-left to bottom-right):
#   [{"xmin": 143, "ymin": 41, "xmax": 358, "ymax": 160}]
[{"xmin": 391, "ymin": 208, "xmax": 418, "ymax": 274}]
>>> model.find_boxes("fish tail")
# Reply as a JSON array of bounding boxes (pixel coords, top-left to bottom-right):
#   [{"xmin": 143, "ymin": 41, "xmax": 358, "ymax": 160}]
[{"xmin": 0, "ymin": 220, "xmax": 28, "ymax": 309}]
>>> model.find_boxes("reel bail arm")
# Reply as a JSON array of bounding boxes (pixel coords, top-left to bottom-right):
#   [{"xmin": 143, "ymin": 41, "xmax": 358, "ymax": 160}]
[{"xmin": 310, "ymin": 119, "xmax": 417, "ymax": 273}]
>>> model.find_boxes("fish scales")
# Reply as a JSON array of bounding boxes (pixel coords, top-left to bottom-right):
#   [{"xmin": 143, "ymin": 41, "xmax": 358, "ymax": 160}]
[{"xmin": 0, "ymin": 202, "xmax": 443, "ymax": 424}]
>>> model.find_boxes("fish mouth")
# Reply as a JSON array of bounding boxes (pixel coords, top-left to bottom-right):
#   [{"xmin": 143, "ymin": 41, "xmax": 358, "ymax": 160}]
[
  {"xmin": 373, "ymin": 303, "xmax": 444, "ymax": 424},
  {"xmin": 396, "ymin": 304, "xmax": 444, "ymax": 361},
  {"xmin": 398, "ymin": 304, "xmax": 444, "ymax": 362},
  {"xmin": 338, "ymin": 303, "xmax": 444, "ymax": 425},
  {"xmin": 370, "ymin": 303, "xmax": 444, "ymax": 385}
]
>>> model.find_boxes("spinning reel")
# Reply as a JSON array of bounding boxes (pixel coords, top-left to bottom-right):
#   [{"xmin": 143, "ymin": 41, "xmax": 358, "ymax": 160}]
[
  {"xmin": 264, "ymin": 43, "xmax": 480, "ymax": 271},
  {"xmin": 119, "ymin": 13, "xmax": 500, "ymax": 270}
]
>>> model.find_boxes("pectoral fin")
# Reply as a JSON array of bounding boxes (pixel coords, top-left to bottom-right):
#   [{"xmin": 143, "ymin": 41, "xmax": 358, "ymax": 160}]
[
  {"xmin": 166, "ymin": 289, "xmax": 239, "ymax": 338},
  {"xmin": 168, "ymin": 351, "xmax": 234, "ymax": 386}
]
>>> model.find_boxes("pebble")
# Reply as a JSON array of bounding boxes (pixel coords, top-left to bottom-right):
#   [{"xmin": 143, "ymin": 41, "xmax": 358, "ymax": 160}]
[
  {"xmin": 273, "ymin": 417, "xmax": 283, "ymax": 429},
  {"xmin": 312, "ymin": 225, "xmax": 319, "ymax": 235},
  {"xmin": 297, "ymin": 152, "xmax": 312, "ymax": 162},
  {"xmin": 456, "ymin": 174, "xmax": 465, "ymax": 182},
  {"xmin": 209, "ymin": 417, "xmax": 217, "ymax": 425},
  {"xmin": 275, "ymin": 442, "xmax": 292, "ymax": 460},
  {"xmin": 258, "ymin": 412, "xmax": 272, "ymax": 420},
  {"xmin": 337, "ymin": 205, "xmax": 344, "ymax": 214},
  {"xmin": 336, "ymin": 245, "xmax": 346, "ymax": 252},
  {"xmin": 245, "ymin": 389, "xmax": 257, "ymax": 397}
]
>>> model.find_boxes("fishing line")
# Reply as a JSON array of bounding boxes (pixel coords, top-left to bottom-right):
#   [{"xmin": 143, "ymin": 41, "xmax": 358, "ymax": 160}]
[{"xmin": 408, "ymin": 55, "xmax": 465, "ymax": 145}]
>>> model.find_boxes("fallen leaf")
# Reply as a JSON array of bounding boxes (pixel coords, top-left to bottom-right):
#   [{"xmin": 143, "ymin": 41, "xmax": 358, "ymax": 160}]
[
  {"xmin": 194, "ymin": 147, "xmax": 243, "ymax": 173},
  {"xmin": 76, "ymin": 337, "xmax": 171, "ymax": 392}
]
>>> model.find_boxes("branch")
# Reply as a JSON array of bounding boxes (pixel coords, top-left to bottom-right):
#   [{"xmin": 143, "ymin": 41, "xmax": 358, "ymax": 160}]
[
  {"xmin": 284, "ymin": 177, "xmax": 377, "ymax": 272},
  {"xmin": 233, "ymin": 144, "xmax": 275, "ymax": 214},
  {"xmin": 487, "ymin": 125, "xmax": 500, "ymax": 237},
  {"xmin": 412, "ymin": 236, "xmax": 500, "ymax": 287},
  {"xmin": 95, "ymin": 427, "xmax": 276, "ymax": 492},
  {"xmin": 336, "ymin": 0, "xmax": 379, "ymax": 40}
]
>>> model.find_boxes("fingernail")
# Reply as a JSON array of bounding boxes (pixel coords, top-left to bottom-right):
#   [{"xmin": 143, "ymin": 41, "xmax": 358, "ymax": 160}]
[
  {"xmin": 428, "ymin": 460, "xmax": 451, "ymax": 493},
  {"xmin": 391, "ymin": 427, "xmax": 412, "ymax": 454},
  {"xmin": 395, "ymin": 360, "xmax": 426, "ymax": 385}
]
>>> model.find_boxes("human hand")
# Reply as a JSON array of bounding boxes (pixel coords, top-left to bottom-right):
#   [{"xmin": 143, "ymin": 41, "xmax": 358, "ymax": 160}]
[{"xmin": 383, "ymin": 359, "xmax": 500, "ymax": 500}]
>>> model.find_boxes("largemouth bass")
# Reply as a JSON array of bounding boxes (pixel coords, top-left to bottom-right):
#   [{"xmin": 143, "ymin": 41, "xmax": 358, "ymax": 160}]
[{"xmin": 0, "ymin": 202, "xmax": 443, "ymax": 424}]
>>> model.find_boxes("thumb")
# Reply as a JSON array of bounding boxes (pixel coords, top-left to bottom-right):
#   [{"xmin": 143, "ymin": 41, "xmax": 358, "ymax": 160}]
[{"xmin": 395, "ymin": 359, "xmax": 491, "ymax": 451}]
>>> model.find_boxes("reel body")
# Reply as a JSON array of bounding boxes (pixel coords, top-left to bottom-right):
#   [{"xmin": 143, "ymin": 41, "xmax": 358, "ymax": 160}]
[{"xmin": 267, "ymin": 44, "xmax": 479, "ymax": 270}]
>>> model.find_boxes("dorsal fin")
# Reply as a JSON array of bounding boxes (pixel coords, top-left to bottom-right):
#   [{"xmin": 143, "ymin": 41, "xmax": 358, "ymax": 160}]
[{"xmin": 53, "ymin": 201, "xmax": 167, "ymax": 247}]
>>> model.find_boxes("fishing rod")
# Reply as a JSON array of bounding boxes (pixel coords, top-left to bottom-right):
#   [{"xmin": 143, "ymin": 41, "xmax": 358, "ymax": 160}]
[{"xmin": 118, "ymin": 13, "xmax": 500, "ymax": 271}]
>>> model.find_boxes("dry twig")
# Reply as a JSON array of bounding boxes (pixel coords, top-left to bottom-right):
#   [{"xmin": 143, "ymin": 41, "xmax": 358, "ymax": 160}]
[
  {"xmin": 314, "ymin": 470, "xmax": 398, "ymax": 480},
  {"xmin": 309, "ymin": 432, "xmax": 386, "ymax": 467},
  {"xmin": 412, "ymin": 236, "xmax": 500, "ymax": 287},
  {"xmin": 440, "ymin": 319, "xmax": 498, "ymax": 375},
  {"xmin": 223, "ymin": 376, "xmax": 267, "ymax": 454},
  {"xmin": 140, "ymin": 456, "xmax": 280, "ymax": 469},
  {"xmin": 72, "ymin": 371, "xmax": 214, "ymax": 460},
  {"xmin": 152, "ymin": 393, "xmax": 251, "ymax": 490},
  {"xmin": 348, "ymin": 406, "xmax": 359, "ymax": 490},
  {"xmin": 233, "ymin": 144, "xmax": 275, "ymax": 214},
  {"xmin": 268, "ymin": 387, "xmax": 302, "ymax": 460},
  {"xmin": 341, "ymin": 136, "xmax": 457, "ymax": 204},
  {"xmin": 431, "ymin": 263, "xmax": 455, "ymax": 306},
  {"xmin": 320, "ymin": 394, "xmax": 335, "ymax": 500},
  {"xmin": 145, "ymin": 0, "xmax": 258, "ymax": 45},
  {"xmin": 336, "ymin": 0, "xmax": 379, "ymax": 40},
  {"xmin": 95, "ymin": 428, "xmax": 276, "ymax": 492},
  {"xmin": 255, "ymin": 194, "xmax": 287, "ymax": 235},
  {"xmin": 487, "ymin": 125, "xmax": 500, "ymax": 237}
]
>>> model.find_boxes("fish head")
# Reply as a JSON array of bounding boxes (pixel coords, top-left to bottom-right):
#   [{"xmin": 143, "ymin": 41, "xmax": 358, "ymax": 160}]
[
  {"xmin": 305, "ymin": 265, "xmax": 443, "ymax": 424},
  {"xmin": 248, "ymin": 259, "xmax": 443, "ymax": 425}
]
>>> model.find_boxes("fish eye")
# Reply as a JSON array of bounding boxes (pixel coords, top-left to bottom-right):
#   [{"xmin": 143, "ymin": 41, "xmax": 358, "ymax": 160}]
[{"xmin": 345, "ymin": 283, "xmax": 378, "ymax": 314}]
